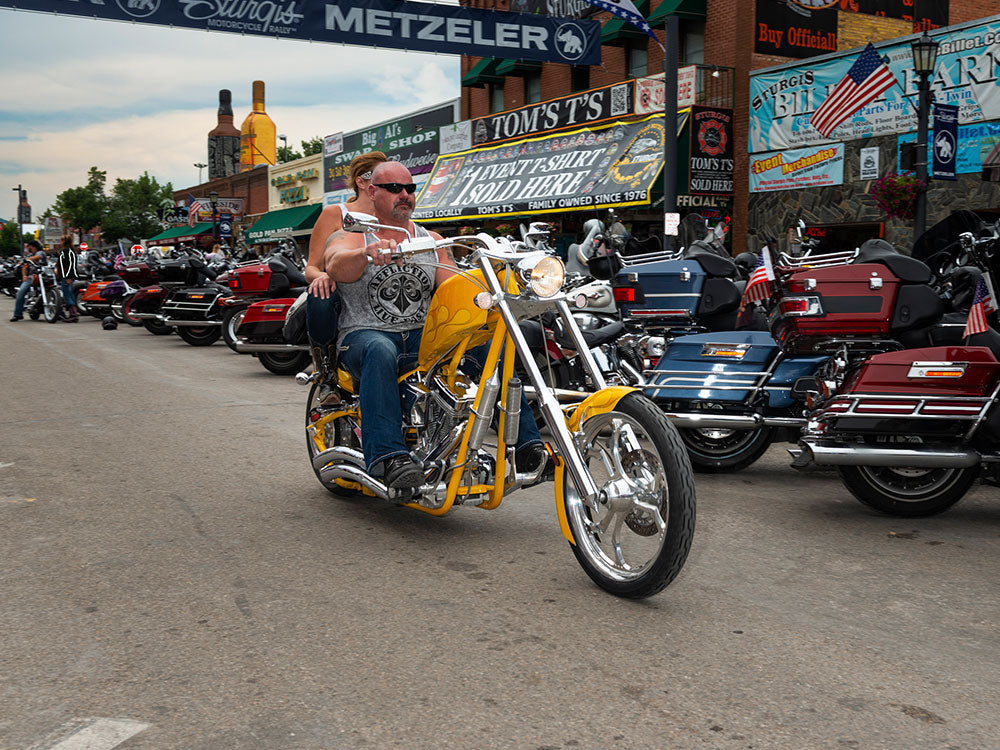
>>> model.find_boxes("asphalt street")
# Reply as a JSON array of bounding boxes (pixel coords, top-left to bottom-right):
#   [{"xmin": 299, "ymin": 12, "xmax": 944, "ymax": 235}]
[{"xmin": 1, "ymin": 300, "xmax": 998, "ymax": 750}]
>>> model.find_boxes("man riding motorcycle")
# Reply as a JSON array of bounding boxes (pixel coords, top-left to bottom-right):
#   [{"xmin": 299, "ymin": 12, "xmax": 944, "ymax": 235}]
[{"xmin": 323, "ymin": 161, "xmax": 546, "ymax": 489}]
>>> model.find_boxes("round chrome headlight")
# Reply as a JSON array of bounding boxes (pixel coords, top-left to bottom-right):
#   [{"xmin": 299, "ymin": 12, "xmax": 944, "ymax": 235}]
[{"xmin": 528, "ymin": 256, "xmax": 565, "ymax": 298}]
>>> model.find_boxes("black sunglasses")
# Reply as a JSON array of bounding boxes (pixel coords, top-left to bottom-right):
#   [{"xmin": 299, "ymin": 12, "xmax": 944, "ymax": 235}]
[{"xmin": 373, "ymin": 182, "xmax": 417, "ymax": 194}]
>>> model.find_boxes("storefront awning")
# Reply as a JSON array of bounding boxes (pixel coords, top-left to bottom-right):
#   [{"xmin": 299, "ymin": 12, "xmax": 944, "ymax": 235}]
[
  {"xmin": 146, "ymin": 222, "xmax": 214, "ymax": 247},
  {"xmin": 414, "ymin": 115, "xmax": 669, "ymax": 222},
  {"xmin": 244, "ymin": 204, "xmax": 322, "ymax": 245},
  {"xmin": 495, "ymin": 58, "xmax": 542, "ymax": 77},
  {"xmin": 462, "ymin": 57, "xmax": 504, "ymax": 88},
  {"xmin": 648, "ymin": 0, "xmax": 706, "ymax": 24}
]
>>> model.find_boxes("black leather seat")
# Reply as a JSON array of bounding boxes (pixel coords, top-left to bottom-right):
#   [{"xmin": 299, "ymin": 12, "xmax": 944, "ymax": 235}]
[{"xmin": 855, "ymin": 239, "xmax": 932, "ymax": 284}]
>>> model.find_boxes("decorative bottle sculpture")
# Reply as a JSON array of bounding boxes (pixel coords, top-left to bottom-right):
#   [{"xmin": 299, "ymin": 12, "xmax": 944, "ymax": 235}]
[
  {"xmin": 209, "ymin": 89, "xmax": 241, "ymax": 180},
  {"xmin": 239, "ymin": 80, "xmax": 276, "ymax": 172}
]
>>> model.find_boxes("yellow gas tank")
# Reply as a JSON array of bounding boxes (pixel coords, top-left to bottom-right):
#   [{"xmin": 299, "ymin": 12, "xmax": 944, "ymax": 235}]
[{"xmin": 418, "ymin": 269, "xmax": 498, "ymax": 368}]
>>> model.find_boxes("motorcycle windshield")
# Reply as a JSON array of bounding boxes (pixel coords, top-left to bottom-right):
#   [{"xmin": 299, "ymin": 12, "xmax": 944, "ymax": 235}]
[{"xmin": 911, "ymin": 210, "xmax": 986, "ymax": 262}]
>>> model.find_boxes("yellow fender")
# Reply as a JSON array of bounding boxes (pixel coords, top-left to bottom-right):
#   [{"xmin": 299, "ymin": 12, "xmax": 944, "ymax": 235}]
[{"xmin": 554, "ymin": 386, "xmax": 639, "ymax": 544}]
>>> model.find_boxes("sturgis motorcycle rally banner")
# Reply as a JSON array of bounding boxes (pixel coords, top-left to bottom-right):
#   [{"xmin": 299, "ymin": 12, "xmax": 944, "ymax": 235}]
[{"xmin": 413, "ymin": 116, "xmax": 665, "ymax": 221}]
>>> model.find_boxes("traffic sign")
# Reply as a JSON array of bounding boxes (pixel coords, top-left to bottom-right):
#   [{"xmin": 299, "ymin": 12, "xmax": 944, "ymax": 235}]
[{"xmin": 80, "ymin": 242, "xmax": 89, "ymax": 251}]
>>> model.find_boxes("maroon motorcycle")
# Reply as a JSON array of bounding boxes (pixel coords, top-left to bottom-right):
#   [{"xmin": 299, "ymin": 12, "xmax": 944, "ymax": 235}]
[{"xmin": 789, "ymin": 217, "xmax": 1000, "ymax": 516}]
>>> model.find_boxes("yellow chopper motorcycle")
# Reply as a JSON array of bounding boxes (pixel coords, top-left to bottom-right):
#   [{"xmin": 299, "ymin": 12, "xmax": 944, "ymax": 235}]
[{"xmin": 302, "ymin": 214, "xmax": 695, "ymax": 599}]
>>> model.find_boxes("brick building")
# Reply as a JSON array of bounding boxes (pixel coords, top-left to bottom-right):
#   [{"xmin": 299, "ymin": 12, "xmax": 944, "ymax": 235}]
[{"xmin": 459, "ymin": 0, "xmax": 1000, "ymax": 253}]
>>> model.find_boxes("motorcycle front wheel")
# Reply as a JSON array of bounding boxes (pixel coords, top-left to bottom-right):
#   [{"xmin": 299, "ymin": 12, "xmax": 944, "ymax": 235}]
[
  {"xmin": 562, "ymin": 393, "xmax": 695, "ymax": 599},
  {"xmin": 43, "ymin": 289, "xmax": 63, "ymax": 323},
  {"xmin": 838, "ymin": 463, "xmax": 978, "ymax": 517},
  {"xmin": 677, "ymin": 424, "xmax": 773, "ymax": 473}
]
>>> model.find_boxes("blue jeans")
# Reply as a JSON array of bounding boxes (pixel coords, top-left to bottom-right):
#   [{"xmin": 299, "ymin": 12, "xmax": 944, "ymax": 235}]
[
  {"xmin": 339, "ymin": 328, "xmax": 542, "ymax": 475},
  {"xmin": 13, "ymin": 279, "xmax": 32, "ymax": 317},
  {"xmin": 59, "ymin": 280, "xmax": 76, "ymax": 307},
  {"xmin": 306, "ymin": 291, "xmax": 341, "ymax": 347}
]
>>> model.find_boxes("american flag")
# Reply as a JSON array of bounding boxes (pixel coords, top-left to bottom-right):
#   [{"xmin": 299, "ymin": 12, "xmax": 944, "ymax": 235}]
[
  {"xmin": 188, "ymin": 194, "xmax": 203, "ymax": 228},
  {"xmin": 740, "ymin": 246, "xmax": 775, "ymax": 309},
  {"xmin": 579, "ymin": 0, "xmax": 658, "ymax": 44},
  {"xmin": 811, "ymin": 43, "xmax": 898, "ymax": 138},
  {"xmin": 963, "ymin": 277, "xmax": 991, "ymax": 338}
]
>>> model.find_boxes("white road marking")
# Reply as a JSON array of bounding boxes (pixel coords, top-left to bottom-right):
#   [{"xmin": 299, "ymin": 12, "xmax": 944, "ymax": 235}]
[
  {"xmin": 32, "ymin": 718, "xmax": 150, "ymax": 750},
  {"xmin": 0, "ymin": 462, "xmax": 14, "ymax": 469}
]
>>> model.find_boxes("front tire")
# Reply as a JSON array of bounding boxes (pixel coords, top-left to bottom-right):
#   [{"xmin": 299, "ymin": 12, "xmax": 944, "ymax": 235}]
[
  {"xmin": 677, "ymin": 425, "xmax": 773, "ymax": 473},
  {"xmin": 43, "ymin": 289, "xmax": 63, "ymax": 323},
  {"xmin": 838, "ymin": 463, "xmax": 978, "ymax": 517},
  {"xmin": 222, "ymin": 307, "xmax": 247, "ymax": 352},
  {"xmin": 177, "ymin": 326, "xmax": 221, "ymax": 346},
  {"xmin": 561, "ymin": 393, "xmax": 696, "ymax": 599},
  {"xmin": 259, "ymin": 350, "xmax": 311, "ymax": 376}
]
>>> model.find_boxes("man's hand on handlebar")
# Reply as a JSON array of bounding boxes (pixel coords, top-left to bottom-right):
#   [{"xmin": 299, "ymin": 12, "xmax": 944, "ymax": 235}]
[{"xmin": 365, "ymin": 237, "xmax": 401, "ymax": 267}]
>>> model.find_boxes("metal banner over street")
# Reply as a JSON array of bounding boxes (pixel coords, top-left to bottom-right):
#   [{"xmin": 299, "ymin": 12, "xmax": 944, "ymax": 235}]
[
  {"xmin": 414, "ymin": 116, "xmax": 665, "ymax": 221},
  {"xmin": 1, "ymin": 0, "xmax": 601, "ymax": 64}
]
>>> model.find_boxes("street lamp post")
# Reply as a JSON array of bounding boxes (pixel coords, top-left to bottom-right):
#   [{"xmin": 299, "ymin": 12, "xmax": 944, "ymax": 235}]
[
  {"xmin": 209, "ymin": 190, "xmax": 219, "ymax": 246},
  {"xmin": 662, "ymin": 16, "xmax": 679, "ymax": 252},
  {"xmin": 278, "ymin": 134, "xmax": 288, "ymax": 164},
  {"xmin": 12, "ymin": 184, "xmax": 23, "ymax": 255},
  {"xmin": 194, "ymin": 162, "xmax": 207, "ymax": 184},
  {"xmin": 911, "ymin": 32, "xmax": 939, "ymax": 242}
]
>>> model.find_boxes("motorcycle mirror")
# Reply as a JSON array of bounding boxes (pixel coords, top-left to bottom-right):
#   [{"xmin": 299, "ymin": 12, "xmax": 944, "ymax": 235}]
[{"xmin": 342, "ymin": 212, "xmax": 413, "ymax": 241}]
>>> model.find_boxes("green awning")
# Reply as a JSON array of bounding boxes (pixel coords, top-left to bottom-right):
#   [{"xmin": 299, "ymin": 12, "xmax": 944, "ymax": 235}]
[
  {"xmin": 494, "ymin": 58, "xmax": 542, "ymax": 77},
  {"xmin": 648, "ymin": 0, "xmax": 706, "ymax": 24},
  {"xmin": 244, "ymin": 203, "xmax": 321, "ymax": 244},
  {"xmin": 462, "ymin": 57, "xmax": 504, "ymax": 87},
  {"xmin": 146, "ymin": 222, "xmax": 214, "ymax": 246},
  {"xmin": 601, "ymin": 0, "xmax": 651, "ymax": 46}
]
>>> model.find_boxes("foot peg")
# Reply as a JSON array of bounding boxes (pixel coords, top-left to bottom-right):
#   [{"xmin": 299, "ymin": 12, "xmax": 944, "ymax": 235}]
[{"xmin": 295, "ymin": 371, "xmax": 318, "ymax": 386}]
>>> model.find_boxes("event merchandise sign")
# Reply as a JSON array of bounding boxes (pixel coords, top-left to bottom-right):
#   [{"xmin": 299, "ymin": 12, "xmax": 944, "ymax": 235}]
[
  {"xmin": 0, "ymin": 0, "xmax": 601, "ymax": 64},
  {"xmin": 749, "ymin": 144, "xmax": 845, "ymax": 193},
  {"xmin": 749, "ymin": 16, "xmax": 1000, "ymax": 153},
  {"xmin": 414, "ymin": 116, "xmax": 665, "ymax": 221}
]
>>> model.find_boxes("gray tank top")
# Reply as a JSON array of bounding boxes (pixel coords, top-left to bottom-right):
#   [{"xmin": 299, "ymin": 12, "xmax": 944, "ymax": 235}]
[{"xmin": 337, "ymin": 223, "xmax": 437, "ymax": 345}]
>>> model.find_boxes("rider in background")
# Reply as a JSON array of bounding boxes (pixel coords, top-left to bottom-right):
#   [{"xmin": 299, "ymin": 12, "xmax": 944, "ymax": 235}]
[
  {"xmin": 9, "ymin": 240, "xmax": 47, "ymax": 322},
  {"xmin": 56, "ymin": 238, "xmax": 80, "ymax": 322}
]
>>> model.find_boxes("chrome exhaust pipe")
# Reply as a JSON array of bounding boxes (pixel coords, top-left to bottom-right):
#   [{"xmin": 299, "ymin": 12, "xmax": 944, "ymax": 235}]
[
  {"xmin": 160, "ymin": 317, "xmax": 223, "ymax": 327},
  {"xmin": 312, "ymin": 446, "xmax": 389, "ymax": 500},
  {"xmin": 662, "ymin": 412, "xmax": 807, "ymax": 429},
  {"xmin": 233, "ymin": 339, "xmax": 310, "ymax": 353},
  {"xmin": 311, "ymin": 446, "xmax": 364, "ymax": 472},
  {"xmin": 794, "ymin": 439, "xmax": 981, "ymax": 468}
]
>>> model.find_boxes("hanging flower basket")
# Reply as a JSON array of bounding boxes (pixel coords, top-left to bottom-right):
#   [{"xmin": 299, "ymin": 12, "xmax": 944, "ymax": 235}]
[
  {"xmin": 869, "ymin": 172, "xmax": 925, "ymax": 220},
  {"xmin": 494, "ymin": 223, "xmax": 516, "ymax": 237}
]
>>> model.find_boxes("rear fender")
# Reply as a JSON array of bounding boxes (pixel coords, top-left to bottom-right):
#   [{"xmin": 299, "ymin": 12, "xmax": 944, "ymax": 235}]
[{"xmin": 554, "ymin": 386, "xmax": 638, "ymax": 544}]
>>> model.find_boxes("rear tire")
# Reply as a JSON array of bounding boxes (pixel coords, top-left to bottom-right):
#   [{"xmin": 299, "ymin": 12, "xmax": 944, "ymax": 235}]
[
  {"xmin": 259, "ymin": 350, "xmax": 311, "ymax": 376},
  {"xmin": 838, "ymin": 463, "xmax": 978, "ymax": 517},
  {"xmin": 177, "ymin": 326, "xmax": 221, "ymax": 346},
  {"xmin": 561, "ymin": 393, "xmax": 696, "ymax": 599},
  {"xmin": 121, "ymin": 298, "xmax": 144, "ymax": 326},
  {"xmin": 222, "ymin": 307, "xmax": 247, "ymax": 352},
  {"xmin": 677, "ymin": 425, "xmax": 773, "ymax": 473},
  {"xmin": 142, "ymin": 319, "xmax": 174, "ymax": 336},
  {"xmin": 305, "ymin": 381, "xmax": 363, "ymax": 498}
]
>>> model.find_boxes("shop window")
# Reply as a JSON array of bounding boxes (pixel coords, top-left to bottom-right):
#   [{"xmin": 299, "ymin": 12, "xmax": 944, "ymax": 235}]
[
  {"xmin": 525, "ymin": 72, "xmax": 542, "ymax": 104},
  {"xmin": 627, "ymin": 44, "xmax": 648, "ymax": 79},
  {"xmin": 489, "ymin": 83, "xmax": 505, "ymax": 113},
  {"xmin": 571, "ymin": 66, "xmax": 590, "ymax": 92},
  {"xmin": 682, "ymin": 21, "xmax": 705, "ymax": 65}
]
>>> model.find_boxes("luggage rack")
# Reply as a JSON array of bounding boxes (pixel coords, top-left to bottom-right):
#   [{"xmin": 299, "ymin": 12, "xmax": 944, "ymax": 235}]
[{"xmin": 775, "ymin": 248, "xmax": 858, "ymax": 269}]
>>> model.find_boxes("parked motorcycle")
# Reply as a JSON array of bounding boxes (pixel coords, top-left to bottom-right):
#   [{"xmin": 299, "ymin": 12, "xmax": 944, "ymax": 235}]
[
  {"xmin": 789, "ymin": 217, "xmax": 1000, "ymax": 516},
  {"xmin": 302, "ymin": 213, "xmax": 695, "ymax": 599},
  {"xmin": 231, "ymin": 294, "xmax": 312, "ymax": 375},
  {"xmin": 154, "ymin": 253, "xmax": 232, "ymax": 346},
  {"xmin": 644, "ymin": 231, "xmax": 976, "ymax": 473},
  {"xmin": 19, "ymin": 260, "xmax": 63, "ymax": 323},
  {"xmin": 220, "ymin": 239, "xmax": 307, "ymax": 351}
]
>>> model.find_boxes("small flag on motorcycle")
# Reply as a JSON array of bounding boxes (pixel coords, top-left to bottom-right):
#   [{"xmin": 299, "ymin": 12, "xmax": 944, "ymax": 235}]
[
  {"xmin": 963, "ymin": 277, "xmax": 992, "ymax": 338},
  {"xmin": 740, "ymin": 246, "xmax": 775, "ymax": 310}
]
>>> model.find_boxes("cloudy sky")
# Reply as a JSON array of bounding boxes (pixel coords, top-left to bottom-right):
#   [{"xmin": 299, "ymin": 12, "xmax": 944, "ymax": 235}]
[{"xmin": 0, "ymin": 9, "xmax": 460, "ymax": 217}]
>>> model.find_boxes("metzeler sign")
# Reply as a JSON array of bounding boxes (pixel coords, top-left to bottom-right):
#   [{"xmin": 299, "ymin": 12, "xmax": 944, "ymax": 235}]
[
  {"xmin": 0, "ymin": 0, "xmax": 601, "ymax": 64},
  {"xmin": 472, "ymin": 82, "xmax": 634, "ymax": 146},
  {"xmin": 414, "ymin": 116, "xmax": 665, "ymax": 221}
]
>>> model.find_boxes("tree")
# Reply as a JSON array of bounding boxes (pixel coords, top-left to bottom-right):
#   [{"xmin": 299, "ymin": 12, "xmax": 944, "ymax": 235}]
[
  {"xmin": 277, "ymin": 145, "xmax": 303, "ymax": 163},
  {"xmin": 302, "ymin": 137, "xmax": 323, "ymax": 157},
  {"xmin": 0, "ymin": 222, "xmax": 24, "ymax": 256},
  {"xmin": 101, "ymin": 172, "xmax": 174, "ymax": 244},
  {"xmin": 51, "ymin": 167, "xmax": 107, "ymax": 233}
]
